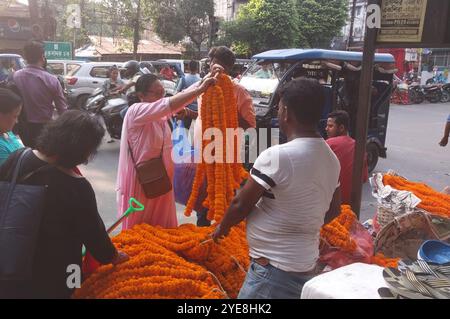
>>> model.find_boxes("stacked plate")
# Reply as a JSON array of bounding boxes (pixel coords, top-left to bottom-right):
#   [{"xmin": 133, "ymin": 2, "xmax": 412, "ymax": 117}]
[{"xmin": 380, "ymin": 241, "xmax": 450, "ymax": 299}]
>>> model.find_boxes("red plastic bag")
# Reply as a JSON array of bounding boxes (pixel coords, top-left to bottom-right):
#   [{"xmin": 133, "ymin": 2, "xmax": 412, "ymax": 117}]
[
  {"xmin": 82, "ymin": 252, "xmax": 101, "ymax": 276},
  {"xmin": 320, "ymin": 220, "xmax": 374, "ymax": 270}
]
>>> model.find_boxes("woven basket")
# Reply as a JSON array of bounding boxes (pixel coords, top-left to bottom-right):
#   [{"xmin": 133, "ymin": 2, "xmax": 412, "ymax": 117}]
[
  {"xmin": 376, "ymin": 206, "xmax": 397, "ymax": 229},
  {"xmin": 374, "ymin": 210, "xmax": 450, "ymax": 260}
]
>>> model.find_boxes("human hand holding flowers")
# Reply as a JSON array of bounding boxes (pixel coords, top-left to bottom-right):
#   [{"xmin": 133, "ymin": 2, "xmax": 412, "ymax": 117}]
[
  {"xmin": 111, "ymin": 250, "xmax": 129, "ymax": 265},
  {"xmin": 211, "ymin": 223, "xmax": 230, "ymax": 243}
]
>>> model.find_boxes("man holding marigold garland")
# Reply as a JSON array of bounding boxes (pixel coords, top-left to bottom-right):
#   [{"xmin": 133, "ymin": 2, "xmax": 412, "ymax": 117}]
[{"xmin": 212, "ymin": 78, "xmax": 341, "ymax": 299}]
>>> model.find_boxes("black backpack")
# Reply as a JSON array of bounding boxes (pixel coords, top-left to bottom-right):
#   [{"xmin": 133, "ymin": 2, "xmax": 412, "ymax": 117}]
[{"xmin": 0, "ymin": 148, "xmax": 48, "ymax": 280}]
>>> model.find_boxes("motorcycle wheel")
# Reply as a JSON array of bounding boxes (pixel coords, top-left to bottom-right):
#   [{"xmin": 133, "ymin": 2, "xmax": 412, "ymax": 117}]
[
  {"xmin": 441, "ymin": 91, "xmax": 450, "ymax": 103},
  {"xmin": 428, "ymin": 93, "xmax": 442, "ymax": 103},
  {"xmin": 411, "ymin": 91, "xmax": 424, "ymax": 104}
]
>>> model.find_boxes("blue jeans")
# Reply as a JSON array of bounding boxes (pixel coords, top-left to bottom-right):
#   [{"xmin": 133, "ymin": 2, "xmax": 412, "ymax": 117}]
[{"xmin": 238, "ymin": 260, "xmax": 315, "ymax": 299}]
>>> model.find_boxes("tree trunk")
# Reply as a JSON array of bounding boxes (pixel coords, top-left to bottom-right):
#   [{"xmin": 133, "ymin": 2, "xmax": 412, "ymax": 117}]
[
  {"xmin": 28, "ymin": 0, "xmax": 39, "ymax": 21},
  {"xmin": 133, "ymin": 0, "xmax": 141, "ymax": 60}
]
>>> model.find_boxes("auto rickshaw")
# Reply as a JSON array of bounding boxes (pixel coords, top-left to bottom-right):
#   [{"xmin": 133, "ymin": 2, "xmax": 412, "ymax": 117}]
[{"xmin": 239, "ymin": 49, "xmax": 397, "ymax": 172}]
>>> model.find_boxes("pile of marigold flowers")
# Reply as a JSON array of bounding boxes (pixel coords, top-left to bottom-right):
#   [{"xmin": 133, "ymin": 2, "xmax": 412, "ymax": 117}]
[
  {"xmin": 185, "ymin": 74, "xmax": 248, "ymax": 223},
  {"xmin": 73, "ymin": 223, "xmax": 249, "ymax": 299},
  {"xmin": 320, "ymin": 205, "xmax": 399, "ymax": 268},
  {"xmin": 383, "ymin": 173, "xmax": 450, "ymax": 218}
]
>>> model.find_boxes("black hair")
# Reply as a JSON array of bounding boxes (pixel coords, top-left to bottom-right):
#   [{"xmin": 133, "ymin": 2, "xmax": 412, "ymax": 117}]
[
  {"xmin": 278, "ymin": 77, "xmax": 325, "ymax": 125},
  {"xmin": 23, "ymin": 40, "xmax": 45, "ymax": 64},
  {"xmin": 35, "ymin": 110, "xmax": 105, "ymax": 169},
  {"xmin": 328, "ymin": 110, "xmax": 350, "ymax": 130},
  {"xmin": 135, "ymin": 73, "xmax": 159, "ymax": 94},
  {"xmin": 107, "ymin": 65, "xmax": 119, "ymax": 78},
  {"xmin": 0, "ymin": 88, "xmax": 22, "ymax": 114},
  {"xmin": 189, "ymin": 60, "xmax": 199, "ymax": 73},
  {"xmin": 208, "ymin": 46, "xmax": 236, "ymax": 73}
]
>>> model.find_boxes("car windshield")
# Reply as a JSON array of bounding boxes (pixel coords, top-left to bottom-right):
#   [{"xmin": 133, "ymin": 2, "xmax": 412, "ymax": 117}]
[{"xmin": 239, "ymin": 61, "xmax": 294, "ymax": 105}]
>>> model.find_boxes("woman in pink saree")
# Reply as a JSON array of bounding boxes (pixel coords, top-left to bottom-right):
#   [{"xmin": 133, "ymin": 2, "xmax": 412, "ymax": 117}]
[{"xmin": 117, "ymin": 73, "xmax": 216, "ymax": 229}]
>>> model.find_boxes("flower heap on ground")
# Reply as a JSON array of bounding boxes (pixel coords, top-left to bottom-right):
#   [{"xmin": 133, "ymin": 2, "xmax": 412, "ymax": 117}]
[
  {"xmin": 383, "ymin": 173, "xmax": 450, "ymax": 218},
  {"xmin": 320, "ymin": 205, "xmax": 399, "ymax": 268},
  {"xmin": 185, "ymin": 74, "xmax": 248, "ymax": 223},
  {"xmin": 74, "ymin": 223, "xmax": 249, "ymax": 299}
]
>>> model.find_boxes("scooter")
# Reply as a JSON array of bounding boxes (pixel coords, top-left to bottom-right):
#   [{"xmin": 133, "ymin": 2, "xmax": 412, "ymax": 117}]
[{"xmin": 85, "ymin": 88, "xmax": 128, "ymax": 139}]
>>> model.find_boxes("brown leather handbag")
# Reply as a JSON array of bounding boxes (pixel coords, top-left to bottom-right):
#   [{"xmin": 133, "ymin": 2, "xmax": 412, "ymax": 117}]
[{"xmin": 128, "ymin": 131, "xmax": 172, "ymax": 199}]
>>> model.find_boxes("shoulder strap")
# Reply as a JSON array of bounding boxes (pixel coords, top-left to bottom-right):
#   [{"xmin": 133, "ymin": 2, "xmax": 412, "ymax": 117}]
[
  {"xmin": 10, "ymin": 148, "xmax": 31, "ymax": 184},
  {"xmin": 127, "ymin": 139, "xmax": 138, "ymax": 167},
  {"xmin": 2, "ymin": 148, "xmax": 31, "ymax": 213},
  {"xmin": 18, "ymin": 164, "xmax": 52, "ymax": 183},
  {"xmin": 128, "ymin": 125, "xmax": 166, "ymax": 164}
]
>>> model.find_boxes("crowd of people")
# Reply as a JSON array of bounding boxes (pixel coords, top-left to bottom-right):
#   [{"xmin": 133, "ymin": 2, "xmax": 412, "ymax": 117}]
[{"xmin": 3, "ymin": 40, "xmax": 446, "ymax": 300}]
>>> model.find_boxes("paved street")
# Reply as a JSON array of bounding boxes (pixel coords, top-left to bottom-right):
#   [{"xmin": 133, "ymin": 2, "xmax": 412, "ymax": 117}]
[{"xmin": 81, "ymin": 102, "xmax": 450, "ymax": 230}]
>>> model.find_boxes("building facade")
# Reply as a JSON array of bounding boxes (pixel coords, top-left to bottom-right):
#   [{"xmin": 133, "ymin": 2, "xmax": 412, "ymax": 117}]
[
  {"xmin": 341, "ymin": 0, "xmax": 367, "ymax": 48},
  {"xmin": 214, "ymin": 0, "xmax": 248, "ymax": 21}
]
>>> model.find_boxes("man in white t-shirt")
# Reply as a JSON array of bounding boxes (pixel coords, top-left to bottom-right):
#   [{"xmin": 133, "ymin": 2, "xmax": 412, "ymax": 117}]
[{"xmin": 212, "ymin": 77, "xmax": 341, "ymax": 299}]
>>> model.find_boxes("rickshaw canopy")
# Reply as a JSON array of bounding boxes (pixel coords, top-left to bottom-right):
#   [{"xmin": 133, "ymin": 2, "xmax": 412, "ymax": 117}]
[{"xmin": 252, "ymin": 49, "xmax": 395, "ymax": 63}]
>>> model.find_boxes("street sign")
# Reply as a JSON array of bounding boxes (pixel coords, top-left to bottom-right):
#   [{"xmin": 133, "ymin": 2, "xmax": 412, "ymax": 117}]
[
  {"xmin": 66, "ymin": 4, "xmax": 81, "ymax": 29},
  {"xmin": 44, "ymin": 41, "xmax": 73, "ymax": 60}
]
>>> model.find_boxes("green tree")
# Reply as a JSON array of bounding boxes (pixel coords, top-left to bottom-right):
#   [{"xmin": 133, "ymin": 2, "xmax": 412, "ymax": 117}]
[
  {"xmin": 221, "ymin": 0, "xmax": 300, "ymax": 56},
  {"xmin": 149, "ymin": 0, "xmax": 214, "ymax": 58},
  {"xmin": 296, "ymin": 0, "xmax": 348, "ymax": 48},
  {"xmin": 221, "ymin": 0, "xmax": 347, "ymax": 55}
]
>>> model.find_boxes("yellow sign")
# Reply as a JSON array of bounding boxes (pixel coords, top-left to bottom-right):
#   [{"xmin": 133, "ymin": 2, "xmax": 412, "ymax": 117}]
[{"xmin": 378, "ymin": 0, "xmax": 428, "ymax": 43}]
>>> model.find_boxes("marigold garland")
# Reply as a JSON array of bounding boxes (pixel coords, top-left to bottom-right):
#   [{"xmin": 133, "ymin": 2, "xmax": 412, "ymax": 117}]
[
  {"xmin": 320, "ymin": 205, "xmax": 400, "ymax": 268},
  {"xmin": 184, "ymin": 74, "xmax": 248, "ymax": 223},
  {"xmin": 74, "ymin": 223, "xmax": 249, "ymax": 299},
  {"xmin": 383, "ymin": 174, "xmax": 450, "ymax": 218}
]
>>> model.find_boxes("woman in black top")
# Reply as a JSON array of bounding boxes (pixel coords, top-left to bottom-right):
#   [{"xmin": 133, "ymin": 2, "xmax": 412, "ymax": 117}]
[{"xmin": 0, "ymin": 110, "xmax": 128, "ymax": 298}]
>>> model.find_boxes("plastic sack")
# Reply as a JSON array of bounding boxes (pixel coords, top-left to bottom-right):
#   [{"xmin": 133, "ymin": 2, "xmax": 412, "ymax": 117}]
[
  {"xmin": 173, "ymin": 162, "xmax": 208, "ymax": 212},
  {"xmin": 320, "ymin": 220, "xmax": 375, "ymax": 271},
  {"xmin": 171, "ymin": 119, "xmax": 195, "ymax": 163},
  {"xmin": 172, "ymin": 119, "xmax": 206, "ymax": 211}
]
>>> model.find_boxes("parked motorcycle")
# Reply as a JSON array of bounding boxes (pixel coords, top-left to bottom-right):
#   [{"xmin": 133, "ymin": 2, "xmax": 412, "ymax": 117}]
[
  {"xmin": 441, "ymin": 83, "xmax": 450, "ymax": 103},
  {"xmin": 85, "ymin": 88, "xmax": 128, "ymax": 139},
  {"xmin": 408, "ymin": 84, "xmax": 442, "ymax": 104}
]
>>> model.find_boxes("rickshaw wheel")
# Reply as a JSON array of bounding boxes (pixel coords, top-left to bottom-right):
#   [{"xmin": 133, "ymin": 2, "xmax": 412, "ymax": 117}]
[{"xmin": 367, "ymin": 143, "xmax": 379, "ymax": 173}]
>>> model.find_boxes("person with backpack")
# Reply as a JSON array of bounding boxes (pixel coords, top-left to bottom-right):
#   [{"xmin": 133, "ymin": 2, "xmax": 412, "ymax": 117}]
[{"xmin": 0, "ymin": 110, "xmax": 128, "ymax": 298}]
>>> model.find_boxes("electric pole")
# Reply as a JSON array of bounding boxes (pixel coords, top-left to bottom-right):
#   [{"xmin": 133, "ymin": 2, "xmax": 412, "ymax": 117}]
[
  {"xmin": 133, "ymin": 0, "xmax": 141, "ymax": 60},
  {"xmin": 347, "ymin": 0, "xmax": 357, "ymax": 50}
]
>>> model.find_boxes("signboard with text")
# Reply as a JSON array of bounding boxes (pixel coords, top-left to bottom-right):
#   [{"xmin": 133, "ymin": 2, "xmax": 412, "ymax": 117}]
[
  {"xmin": 378, "ymin": 0, "xmax": 428, "ymax": 43},
  {"xmin": 44, "ymin": 41, "xmax": 73, "ymax": 60},
  {"xmin": 0, "ymin": 17, "xmax": 32, "ymax": 40},
  {"xmin": 376, "ymin": 0, "xmax": 450, "ymax": 48}
]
